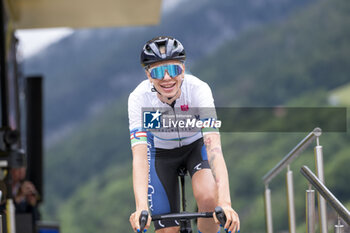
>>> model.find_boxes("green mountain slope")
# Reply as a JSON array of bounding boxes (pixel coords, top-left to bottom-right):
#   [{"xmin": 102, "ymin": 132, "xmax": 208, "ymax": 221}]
[
  {"xmin": 44, "ymin": 97, "xmax": 130, "ymax": 218},
  {"xmin": 192, "ymin": 0, "xmax": 350, "ymax": 106},
  {"xmin": 43, "ymin": 0, "xmax": 350, "ymax": 232}
]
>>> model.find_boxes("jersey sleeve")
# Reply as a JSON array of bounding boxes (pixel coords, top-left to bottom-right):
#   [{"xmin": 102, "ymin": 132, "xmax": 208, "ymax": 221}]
[
  {"xmin": 193, "ymin": 82, "xmax": 220, "ymax": 135},
  {"xmin": 128, "ymin": 92, "xmax": 148, "ymax": 147}
]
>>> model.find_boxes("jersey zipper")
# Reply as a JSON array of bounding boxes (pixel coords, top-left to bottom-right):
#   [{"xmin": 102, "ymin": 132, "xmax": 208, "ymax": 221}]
[{"xmin": 170, "ymin": 102, "xmax": 182, "ymax": 147}]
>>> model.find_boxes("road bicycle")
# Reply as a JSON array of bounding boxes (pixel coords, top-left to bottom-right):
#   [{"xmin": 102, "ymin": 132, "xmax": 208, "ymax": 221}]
[{"xmin": 139, "ymin": 168, "xmax": 228, "ymax": 233}]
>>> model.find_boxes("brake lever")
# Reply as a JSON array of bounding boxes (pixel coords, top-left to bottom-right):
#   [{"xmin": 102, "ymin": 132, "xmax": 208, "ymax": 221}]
[
  {"xmin": 139, "ymin": 210, "xmax": 148, "ymax": 232},
  {"xmin": 215, "ymin": 206, "xmax": 228, "ymax": 233}
]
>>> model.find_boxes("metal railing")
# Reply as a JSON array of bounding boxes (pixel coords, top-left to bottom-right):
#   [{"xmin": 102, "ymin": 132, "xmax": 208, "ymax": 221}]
[
  {"xmin": 262, "ymin": 127, "xmax": 328, "ymax": 233},
  {"xmin": 262, "ymin": 127, "xmax": 321, "ymax": 184},
  {"xmin": 301, "ymin": 165, "xmax": 350, "ymax": 233}
]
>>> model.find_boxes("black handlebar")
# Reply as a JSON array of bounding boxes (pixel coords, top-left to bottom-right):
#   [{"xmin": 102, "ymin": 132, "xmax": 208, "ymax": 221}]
[
  {"xmin": 140, "ymin": 206, "xmax": 227, "ymax": 232},
  {"xmin": 139, "ymin": 210, "xmax": 148, "ymax": 233},
  {"xmin": 152, "ymin": 211, "xmax": 213, "ymax": 221}
]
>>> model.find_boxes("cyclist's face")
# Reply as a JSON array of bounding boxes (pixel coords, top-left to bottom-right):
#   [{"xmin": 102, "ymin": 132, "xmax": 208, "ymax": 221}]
[{"xmin": 146, "ymin": 60, "xmax": 184, "ymax": 98}]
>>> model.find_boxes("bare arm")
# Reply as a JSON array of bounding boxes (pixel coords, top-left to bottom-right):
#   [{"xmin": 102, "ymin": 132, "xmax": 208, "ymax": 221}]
[
  {"xmin": 204, "ymin": 133, "xmax": 240, "ymax": 232},
  {"xmin": 132, "ymin": 144, "xmax": 149, "ymax": 210},
  {"xmin": 204, "ymin": 133, "xmax": 231, "ymax": 207},
  {"xmin": 129, "ymin": 143, "xmax": 151, "ymax": 232}
]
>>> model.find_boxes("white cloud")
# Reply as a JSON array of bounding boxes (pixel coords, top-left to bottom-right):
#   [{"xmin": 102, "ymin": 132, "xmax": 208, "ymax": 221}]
[
  {"xmin": 16, "ymin": 28, "xmax": 73, "ymax": 59},
  {"xmin": 162, "ymin": 0, "xmax": 188, "ymax": 13}
]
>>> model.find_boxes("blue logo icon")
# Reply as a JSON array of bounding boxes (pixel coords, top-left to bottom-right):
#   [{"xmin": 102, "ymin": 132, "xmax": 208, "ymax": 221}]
[{"xmin": 143, "ymin": 110, "xmax": 162, "ymax": 129}]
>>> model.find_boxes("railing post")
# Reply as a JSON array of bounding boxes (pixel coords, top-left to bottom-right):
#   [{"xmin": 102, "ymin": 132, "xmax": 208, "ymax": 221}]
[
  {"xmin": 306, "ymin": 184, "xmax": 315, "ymax": 233},
  {"xmin": 314, "ymin": 137, "xmax": 328, "ymax": 233},
  {"xmin": 264, "ymin": 185, "xmax": 273, "ymax": 233},
  {"xmin": 286, "ymin": 165, "xmax": 296, "ymax": 233},
  {"xmin": 301, "ymin": 166, "xmax": 350, "ymax": 226},
  {"xmin": 334, "ymin": 217, "xmax": 344, "ymax": 233}
]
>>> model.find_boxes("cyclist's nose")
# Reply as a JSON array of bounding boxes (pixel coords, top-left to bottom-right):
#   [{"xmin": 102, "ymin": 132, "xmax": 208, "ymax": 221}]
[{"xmin": 163, "ymin": 70, "xmax": 172, "ymax": 80}]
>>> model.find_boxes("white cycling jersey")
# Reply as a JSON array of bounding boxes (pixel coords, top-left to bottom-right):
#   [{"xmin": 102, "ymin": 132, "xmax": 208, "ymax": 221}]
[{"xmin": 128, "ymin": 74, "xmax": 218, "ymax": 149}]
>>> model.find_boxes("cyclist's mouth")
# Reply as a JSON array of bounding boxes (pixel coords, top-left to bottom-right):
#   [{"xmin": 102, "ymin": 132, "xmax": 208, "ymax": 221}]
[{"xmin": 160, "ymin": 83, "xmax": 176, "ymax": 92}]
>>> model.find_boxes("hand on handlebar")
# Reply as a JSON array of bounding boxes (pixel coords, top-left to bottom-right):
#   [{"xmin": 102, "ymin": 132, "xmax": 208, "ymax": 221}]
[
  {"xmin": 129, "ymin": 209, "xmax": 151, "ymax": 232},
  {"xmin": 213, "ymin": 206, "xmax": 240, "ymax": 233}
]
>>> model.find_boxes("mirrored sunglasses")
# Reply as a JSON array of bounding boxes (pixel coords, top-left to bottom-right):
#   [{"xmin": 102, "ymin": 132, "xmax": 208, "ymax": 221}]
[{"xmin": 149, "ymin": 64, "xmax": 183, "ymax": 79}]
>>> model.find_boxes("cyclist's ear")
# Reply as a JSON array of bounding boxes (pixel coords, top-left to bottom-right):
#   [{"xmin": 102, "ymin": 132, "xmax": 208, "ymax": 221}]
[{"xmin": 145, "ymin": 70, "xmax": 152, "ymax": 81}]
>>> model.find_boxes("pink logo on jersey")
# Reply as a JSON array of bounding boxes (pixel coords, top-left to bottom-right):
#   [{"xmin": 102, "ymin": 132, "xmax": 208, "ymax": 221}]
[{"xmin": 181, "ymin": 104, "xmax": 189, "ymax": 111}]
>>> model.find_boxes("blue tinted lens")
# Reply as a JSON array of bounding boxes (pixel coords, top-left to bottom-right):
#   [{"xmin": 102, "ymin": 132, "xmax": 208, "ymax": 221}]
[
  {"xmin": 150, "ymin": 64, "xmax": 182, "ymax": 79},
  {"xmin": 150, "ymin": 67, "xmax": 164, "ymax": 79}
]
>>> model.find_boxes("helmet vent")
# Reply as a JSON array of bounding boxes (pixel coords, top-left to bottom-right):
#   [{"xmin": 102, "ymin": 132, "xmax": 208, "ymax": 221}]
[{"xmin": 140, "ymin": 36, "xmax": 186, "ymax": 67}]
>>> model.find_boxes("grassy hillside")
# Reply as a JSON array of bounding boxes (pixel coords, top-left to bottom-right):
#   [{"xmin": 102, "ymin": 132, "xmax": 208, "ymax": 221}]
[
  {"xmin": 42, "ymin": 0, "xmax": 350, "ymax": 232},
  {"xmin": 330, "ymin": 83, "xmax": 350, "ymax": 106}
]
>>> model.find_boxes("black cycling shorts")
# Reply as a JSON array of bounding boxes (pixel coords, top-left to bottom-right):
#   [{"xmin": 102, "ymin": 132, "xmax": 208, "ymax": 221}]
[{"xmin": 147, "ymin": 137, "xmax": 210, "ymax": 230}]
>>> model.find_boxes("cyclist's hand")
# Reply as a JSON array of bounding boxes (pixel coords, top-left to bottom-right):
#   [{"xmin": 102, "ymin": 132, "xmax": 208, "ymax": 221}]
[
  {"xmin": 213, "ymin": 205, "xmax": 240, "ymax": 233},
  {"xmin": 129, "ymin": 210, "xmax": 151, "ymax": 232},
  {"xmin": 20, "ymin": 181, "xmax": 37, "ymax": 197}
]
